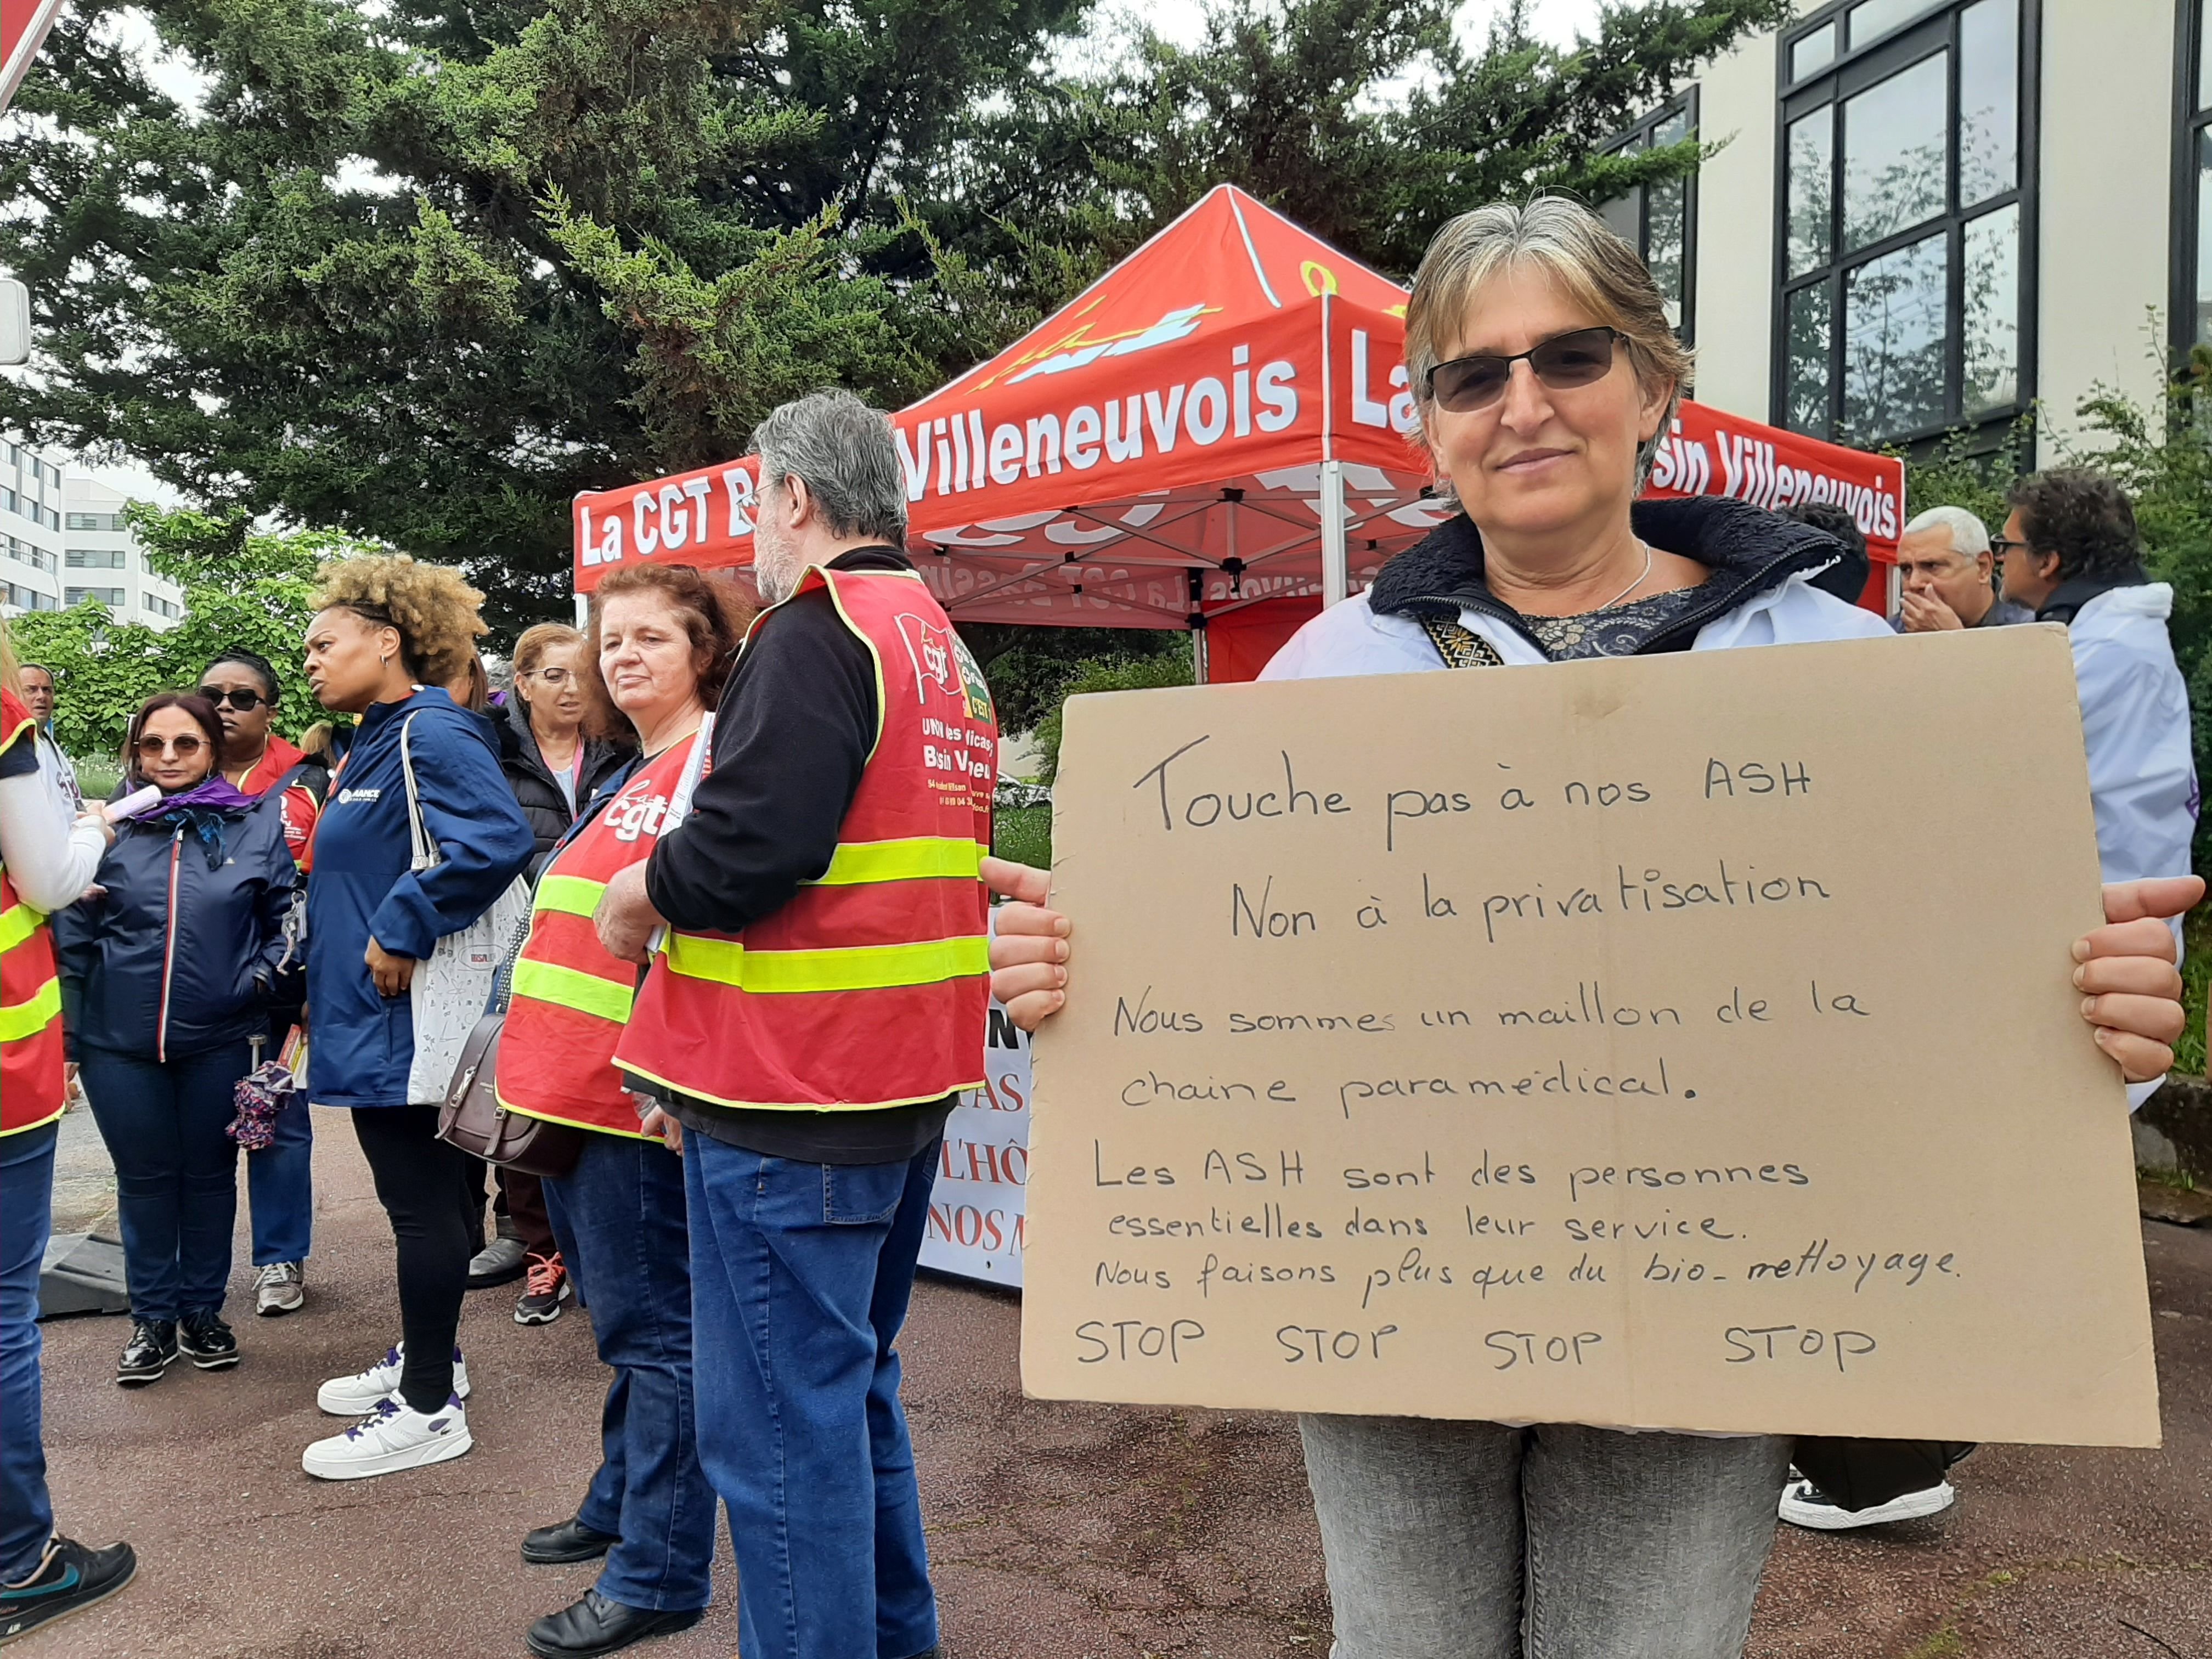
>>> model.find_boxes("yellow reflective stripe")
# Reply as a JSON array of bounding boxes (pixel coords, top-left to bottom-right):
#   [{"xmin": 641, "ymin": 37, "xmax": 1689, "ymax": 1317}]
[
  {"xmin": 0, "ymin": 975, "xmax": 61, "ymax": 1043},
  {"xmin": 534, "ymin": 874, "xmax": 607, "ymax": 919},
  {"xmin": 809, "ymin": 837, "xmax": 983, "ymax": 886},
  {"xmin": 664, "ymin": 932, "xmax": 988, "ymax": 994},
  {"xmin": 510, "ymin": 957, "xmax": 635, "ymax": 1024},
  {"xmin": 0, "ymin": 902, "xmax": 44, "ymax": 954}
]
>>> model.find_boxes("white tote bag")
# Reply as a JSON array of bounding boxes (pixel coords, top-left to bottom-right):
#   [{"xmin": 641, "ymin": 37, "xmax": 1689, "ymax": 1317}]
[{"xmin": 399, "ymin": 713, "xmax": 534, "ymax": 1103}]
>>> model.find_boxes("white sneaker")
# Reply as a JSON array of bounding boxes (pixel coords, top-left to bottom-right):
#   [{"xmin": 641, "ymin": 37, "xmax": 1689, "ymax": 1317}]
[
  {"xmin": 302, "ymin": 1395, "xmax": 472, "ymax": 1480},
  {"xmin": 1778, "ymin": 1477, "xmax": 1956, "ymax": 1530},
  {"xmin": 315, "ymin": 1343, "xmax": 470, "ymax": 1415}
]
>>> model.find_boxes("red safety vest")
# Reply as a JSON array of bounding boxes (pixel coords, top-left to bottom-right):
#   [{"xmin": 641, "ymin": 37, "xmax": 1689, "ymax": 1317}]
[
  {"xmin": 616, "ymin": 565, "xmax": 997, "ymax": 1111},
  {"xmin": 1, "ymin": 689, "xmax": 66, "ymax": 1136},
  {"xmin": 497, "ymin": 732, "xmax": 706, "ymax": 1137}
]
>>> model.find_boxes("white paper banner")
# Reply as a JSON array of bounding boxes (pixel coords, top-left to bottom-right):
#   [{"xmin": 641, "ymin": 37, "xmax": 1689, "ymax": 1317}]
[{"xmin": 919, "ymin": 1001, "xmax": 1032, "ymax": 1286}]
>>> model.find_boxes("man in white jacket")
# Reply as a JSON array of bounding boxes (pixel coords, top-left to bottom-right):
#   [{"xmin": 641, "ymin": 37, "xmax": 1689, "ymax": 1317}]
[{"xmin": 1996, "ymin": 470, "xmax": 2197, "ymax": 898}]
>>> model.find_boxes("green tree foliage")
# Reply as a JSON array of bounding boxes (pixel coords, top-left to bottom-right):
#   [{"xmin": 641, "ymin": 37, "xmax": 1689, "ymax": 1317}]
[
  {"xmin": 7, "ymin": 505, "xmax": 369, "ymax": 754},
  {"xmin": 2, "ymin": 0, "xmax": 1781, "ymax": 630},
  {"xmin": 1032, "ymin": 647, "xmax": 1195, "ymax": 785}
]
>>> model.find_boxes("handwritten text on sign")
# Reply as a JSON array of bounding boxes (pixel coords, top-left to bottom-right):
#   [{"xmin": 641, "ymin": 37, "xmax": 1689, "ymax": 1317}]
[{"xmin": 1019, "ymin": 629, "xmax": 2158, "ymax": 1446}]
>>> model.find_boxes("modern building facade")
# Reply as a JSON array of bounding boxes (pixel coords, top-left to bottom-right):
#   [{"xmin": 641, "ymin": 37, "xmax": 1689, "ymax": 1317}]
[
  {"xmin": 0, "ymin": 447, "xmax": 184, "ymax": 628},
  {"xmin": 1625, "ymin": 0, "xmax": 2189, "ymax": 460},
  {"xmin": 61, "ymin": 477, "xmax": 184, "ymax": 627}
]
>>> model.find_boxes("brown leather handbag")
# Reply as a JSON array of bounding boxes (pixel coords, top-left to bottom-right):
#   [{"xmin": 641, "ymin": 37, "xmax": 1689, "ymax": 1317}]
[{"xmin": 436, "ymin": 1013, "xmax": 584, "ymax": 1178}]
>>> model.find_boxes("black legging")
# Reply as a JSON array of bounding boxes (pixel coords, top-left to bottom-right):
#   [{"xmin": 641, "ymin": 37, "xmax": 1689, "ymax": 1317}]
[{"xmin": 352, "ymin": 1104, "xmax": 480, "ymax": 1414}]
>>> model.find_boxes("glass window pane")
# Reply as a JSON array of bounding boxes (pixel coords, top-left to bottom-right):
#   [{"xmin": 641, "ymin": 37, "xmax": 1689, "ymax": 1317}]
[
  {"xmin": 1785, "ymin": 283, "xmax": 1833, "ymax": 437},
  {"xmin": 1959, "ymin": 0, "xmax": 2017, "ymax": 205},
  {"xmin": 1787, "ymin": 108, "xmax": 1834, "ymax": 278},
  {"xmin": 1647, "ymin": 176, "xmax": 1686, "ymax": 330},
  {"xmin": 1791, "ymin": 23, "xmax": 1837, "ymax": 82},
  {"xmin": 1848, "ymin": 0, "xmax": 1942, "ymax": 49},
  {"xmin": 1597, "ymin": 184, "xmax": 1641, "ymax": 251},
  {"xmin": 2197, "ymin": 128, "xmax": 2212, "ymax": 345},
  {"xmin": 2200, "ymin": 0, "xmax": 2212, "ymax": 112},
  {"xmin": 1962, "ymin": 205, "xmax": 2019, "ymax": 417},
  {"xmin": 1842, "ymin": 52, "xmax": 1949, "ymax": 251},
  {"xmin": 1843, "ymin": 230, "xmax": 1950, "ymax": 439},
  {"xmin": 1652, "ymin": 107, "xmax": 1691, "ymax": 149}
]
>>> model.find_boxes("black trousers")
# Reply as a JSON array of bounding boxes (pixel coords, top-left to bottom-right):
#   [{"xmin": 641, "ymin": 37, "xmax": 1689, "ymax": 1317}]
[{"xmin": 351, "ymin": 1104, "xmax": 478, "ymax": 1414}]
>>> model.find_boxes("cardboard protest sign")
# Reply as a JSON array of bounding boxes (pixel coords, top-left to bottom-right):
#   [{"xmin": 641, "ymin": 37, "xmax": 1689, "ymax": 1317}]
[{"xmin": 1020, "ymin": 627, "xmax": 2159, "ymax": 1446}]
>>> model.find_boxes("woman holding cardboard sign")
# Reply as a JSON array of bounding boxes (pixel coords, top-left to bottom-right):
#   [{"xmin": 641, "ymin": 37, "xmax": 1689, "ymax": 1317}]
[{"xmin": 980, "ymin": 194, "xmax": 2200, "ymax": 1659}]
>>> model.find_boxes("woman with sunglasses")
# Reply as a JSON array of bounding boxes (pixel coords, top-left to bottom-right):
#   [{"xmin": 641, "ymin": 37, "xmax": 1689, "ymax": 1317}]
[
  {"xmin": 197, "ymin": 648, "xmax": 325, "ymax": 1318},
  {"xmin": 984, "ymin": 196, "xmax": 2202, "ymax": 1659},
  {"xmin": 51, "ymin": 692, "xmax": 301, "ymax": 1389}
]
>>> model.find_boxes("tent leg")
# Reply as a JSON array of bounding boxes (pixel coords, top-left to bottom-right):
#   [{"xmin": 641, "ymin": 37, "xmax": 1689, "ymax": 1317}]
[
  {"xmin": 1192, "ymin": 624, "xmax": 1210, "ymax": 685},
  {"xmin": 1319, "ymin": 459, "xmax": 1349, "ymax": 608},
  {"xmin": 574, "ymin": 592, "xmax": 589, "ymax": 628}
]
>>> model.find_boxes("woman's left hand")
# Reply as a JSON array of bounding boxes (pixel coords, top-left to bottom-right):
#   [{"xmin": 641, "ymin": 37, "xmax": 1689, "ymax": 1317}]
[
  {"xmin": 365, "ymin": 937, "xmax": 417, "ymax": 998},
  {"xmin": 2077, "ymin": 876, "xmax": 2204, "ymax": 1081}
]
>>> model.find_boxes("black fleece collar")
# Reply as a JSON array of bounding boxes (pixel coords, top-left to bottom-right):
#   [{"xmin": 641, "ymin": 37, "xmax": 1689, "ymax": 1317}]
[{"xmin": 1367, "ymin": 496, "xmax": 1849, "ymax": 652}]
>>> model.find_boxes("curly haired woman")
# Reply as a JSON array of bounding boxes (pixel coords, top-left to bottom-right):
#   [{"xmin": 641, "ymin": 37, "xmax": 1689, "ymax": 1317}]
[{"xmin": 292, "ymin": 556, "xmax": 534, "ymax": 1481}]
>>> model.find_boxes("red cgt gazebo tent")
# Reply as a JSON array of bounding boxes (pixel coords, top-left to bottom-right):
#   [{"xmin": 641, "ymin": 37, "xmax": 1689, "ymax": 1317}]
[{"xmin": 572, "ymin": 186, "xmax": 1906, "ymax": 681}]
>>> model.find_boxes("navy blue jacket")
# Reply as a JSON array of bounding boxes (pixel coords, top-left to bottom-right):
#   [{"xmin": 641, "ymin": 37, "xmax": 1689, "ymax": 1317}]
[
  {"xmin": 54, "ymin": 794, "xmax": 299, "ymax": 1062},
  {"xmin": 305, "ymin": 689, "xmax": 534, "ymax": 1109}
]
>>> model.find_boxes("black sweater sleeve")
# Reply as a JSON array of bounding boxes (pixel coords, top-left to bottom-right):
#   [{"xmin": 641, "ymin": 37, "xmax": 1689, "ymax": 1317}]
[{"xmin": 644, "ymin": 588, "xmax": 877, "ymax": 933}]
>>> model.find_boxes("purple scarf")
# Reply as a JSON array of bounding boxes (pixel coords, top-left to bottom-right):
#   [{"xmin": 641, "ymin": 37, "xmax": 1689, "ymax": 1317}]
[{"xmin": 123, "ymin": 776, "xmax": 262, "ymax": 867}]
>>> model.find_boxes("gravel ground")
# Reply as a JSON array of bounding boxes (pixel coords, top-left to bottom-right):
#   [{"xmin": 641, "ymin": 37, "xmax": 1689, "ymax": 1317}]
[{"xmin": 18, "ymin": 1114, "xmax": 2211, "ymax": 1658}]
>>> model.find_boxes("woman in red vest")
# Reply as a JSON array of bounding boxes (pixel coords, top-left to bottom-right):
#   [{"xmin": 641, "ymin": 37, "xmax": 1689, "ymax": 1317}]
[
  {"xmin": 496, "ymin": 563, "xmax": 751, "ymax": 1659},
  {"xmin": 0, "ymin": 629, "xmax": 138, "ymax": 1640}
]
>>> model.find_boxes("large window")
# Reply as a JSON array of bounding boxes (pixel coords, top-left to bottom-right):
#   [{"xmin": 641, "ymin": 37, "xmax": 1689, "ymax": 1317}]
[
  {"xmin": 64, "ymin": 586, "xmax": 124, "ymax": 608},
  {"xmin": 1776, "ymin": 0, "xmax": 2033, "ymax": 445},
  {"xmin": 66, "ymin": 548, "xmax": 123, "ymax": 568},
  {"xmin": 2174, "ymin": 2, "xmax": 2212, "ymax": 353},
  {"xmin": 1599, "ymin": 91, "xmax": 1699, "ymax": 343}
]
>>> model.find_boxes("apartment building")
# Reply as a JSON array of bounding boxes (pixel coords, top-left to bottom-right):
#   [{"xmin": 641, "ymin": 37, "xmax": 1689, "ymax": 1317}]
[
  {"xmin": 61, "ymin": 477, "xmax": 184, "ymax": 627},
  {"xmin": 0, "ymin": 435, "xmax": 64, "ymax": 616},
  {"xmin": 1606, "ymin": 0, "xmax": 2193, "ymax": 460},
  {"xmin": 0, "ymin": 447, "xmax": 185, "ymax": 628}
]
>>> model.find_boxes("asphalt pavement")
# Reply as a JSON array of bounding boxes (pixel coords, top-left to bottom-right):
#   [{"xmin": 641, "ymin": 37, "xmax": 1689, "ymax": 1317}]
[{"xmin": 17, "ymin": 1109, "xmax": 2212, "ymax": 1658}]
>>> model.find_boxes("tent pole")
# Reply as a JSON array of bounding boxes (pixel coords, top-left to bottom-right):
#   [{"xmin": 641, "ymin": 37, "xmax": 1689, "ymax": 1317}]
[
  {"xmin": 573, "ymin": 592, "xmax": 589, "ymax": 628},
  {"xmin": 1192, "ymin": 622, "xmax": 1210, "ymax": 684},
  {"xmin": 1319, "ymin": 458, "xmax": 1350, "ymax": 607}
]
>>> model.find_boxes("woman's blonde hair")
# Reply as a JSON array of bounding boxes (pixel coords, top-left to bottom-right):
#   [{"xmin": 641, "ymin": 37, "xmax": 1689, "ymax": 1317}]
[
  {"xmin": 512, "ymin": 622, "xmax": 584, "ymax": 681},
  {"xmin": 312, "ymin": 555, "xmax": 487, "ymax": 689},
  {"xmin": 1404, "ymin": 195, "xmax": 1693, "ymax": 488}
]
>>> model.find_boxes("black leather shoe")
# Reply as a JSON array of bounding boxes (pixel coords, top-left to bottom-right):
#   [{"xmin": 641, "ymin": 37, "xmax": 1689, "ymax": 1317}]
[
  {"xmin": 178, "ymin": 1310, "xmax": 240, "ymax": 1370},
  {"xmin": 116, "ymin": 1319, "xmax": 178, "ymax": 1387},
  {"xmin": 520, "ymin": 1516, "xmax": 620, "ymax": 1566},
  {"xmin": 524, "ymin": 1592, "xmax": 703, "ymax": 1658}
]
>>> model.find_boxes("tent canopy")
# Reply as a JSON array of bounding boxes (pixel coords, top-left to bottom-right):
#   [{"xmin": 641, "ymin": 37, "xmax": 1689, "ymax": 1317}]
[{"xmin": 573, "ymin": 185, "xmax": 1906, "ymax": 644}]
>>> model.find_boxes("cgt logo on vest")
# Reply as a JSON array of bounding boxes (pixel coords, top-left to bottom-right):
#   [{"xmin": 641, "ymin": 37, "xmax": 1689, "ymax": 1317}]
[
  {"xmin": 602, "ymin": 786, "xmax": 675, "ymax": 844},
  {"xmin": 895, "ymin": 612, "xmax": 994, "ymax": 723}
]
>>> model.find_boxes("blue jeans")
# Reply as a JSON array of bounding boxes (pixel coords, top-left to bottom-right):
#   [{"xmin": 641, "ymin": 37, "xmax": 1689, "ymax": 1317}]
[
  {"xmin": 0, "ymin": 1124, "xmax": 58, "ymax": 1582},
  {"xmin": 684, "ymin": 1132, "xmax": 940, "ymax": 1659},
  {"xmin": 80, "ymin": 1041, "xmax": 249, "ymax": 1321},
  {"xmin": 245, "ymin": 1091, "xmax": 313, "ymax": 1266},
  {"xmin": 542, "ymin": 1133, "xmax": 715, "ymax": 1613}
]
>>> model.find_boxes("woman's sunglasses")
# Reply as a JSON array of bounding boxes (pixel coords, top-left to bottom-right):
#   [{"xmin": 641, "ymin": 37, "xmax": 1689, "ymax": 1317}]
[
  {"xmin": 1426, "ymin": 326, "xmax": 1622, "ymax": 413},
  {"xmin": 136, "ymin": 735, "xmax": 207, "ymax": 758},
  {"xmin": 198, "ymin": 687, "xmax": 267, "ymax": 711}
]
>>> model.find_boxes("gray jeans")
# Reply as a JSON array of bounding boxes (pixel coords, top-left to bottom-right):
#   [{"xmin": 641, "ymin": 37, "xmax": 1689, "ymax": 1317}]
[{"xmin": 1299, "ymin": 1414, "xmax": 1791, "ymax": 1659}]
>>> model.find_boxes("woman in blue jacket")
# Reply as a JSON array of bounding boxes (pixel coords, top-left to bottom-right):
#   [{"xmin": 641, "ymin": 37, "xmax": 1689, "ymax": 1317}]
[
  {"xmin": 295, "ymin": 557, "xmax": 533, "ymax": 1482},
  {"xmin": 53, "ymin": 692, "xmax": 299, "ymax": 1389}
]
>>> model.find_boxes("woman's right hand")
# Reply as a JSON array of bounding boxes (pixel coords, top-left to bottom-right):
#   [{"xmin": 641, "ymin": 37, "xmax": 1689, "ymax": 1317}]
[
  {"xmin": 982, "ymin": 857, "xmax": 1069, "ymax": 1032},
  {"xmin": 74, "ymin": 810, "xmax": 115, "ymax": 849},
  {"xmin": 365, "ymin": 938, "xmax": 417, "ymax": 997}
]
